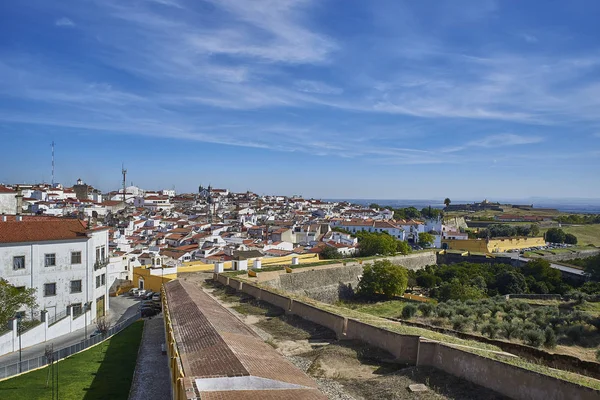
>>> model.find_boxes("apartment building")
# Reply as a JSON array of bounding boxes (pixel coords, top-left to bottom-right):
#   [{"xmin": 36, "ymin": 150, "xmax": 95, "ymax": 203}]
[{"xmin": 0, "ymin": 216, "xmax": 109, "ymax": 323}]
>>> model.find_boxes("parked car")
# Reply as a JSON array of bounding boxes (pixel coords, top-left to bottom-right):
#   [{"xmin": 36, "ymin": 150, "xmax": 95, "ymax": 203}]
[
  {"xmin": 129, "ymin": 288, "xmax": 139, "ymax": 297},
  {"xmin": 152, "ymin": 293, "xmax": 161, "ymax": 302},
  {"xmin": 143, "ymin": 291, "xmax": 154, "ymax": 300},
  {"xmin": 136, "ymin": 289, "xmax": 147, "ymax": 298},
  {"xmin": 140, "ymin": 307, "xmax": 159, "ymax": 318}
]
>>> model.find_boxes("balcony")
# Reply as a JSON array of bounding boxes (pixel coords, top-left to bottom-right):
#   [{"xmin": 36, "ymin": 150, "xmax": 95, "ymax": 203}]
[{"xmin": 94, "ymin": 258, "xmax": 109, "ymax": 270}]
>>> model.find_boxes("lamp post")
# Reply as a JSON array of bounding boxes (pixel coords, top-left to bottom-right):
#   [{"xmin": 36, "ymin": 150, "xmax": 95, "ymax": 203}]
[{"xmin": 16, "ymin": 314, "xmax": 22, "ymax": 373}]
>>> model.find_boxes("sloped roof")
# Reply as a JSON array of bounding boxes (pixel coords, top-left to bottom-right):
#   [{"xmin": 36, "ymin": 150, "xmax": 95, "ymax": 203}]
[{"xmin": 0, "ymin": 218, "xmax": 89, "ymax": 243}]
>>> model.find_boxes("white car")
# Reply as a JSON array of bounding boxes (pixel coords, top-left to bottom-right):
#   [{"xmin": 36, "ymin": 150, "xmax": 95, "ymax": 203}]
[
  {"xmin": 129, "ymin": 288, "xmax": 139, "ymax": 296},
  {"xmin": 136, "ymin": 289, "xmax": 147, "ymax": 298}
]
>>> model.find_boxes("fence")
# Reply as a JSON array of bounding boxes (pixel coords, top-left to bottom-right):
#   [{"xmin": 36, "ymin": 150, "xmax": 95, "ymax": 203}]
[
  {"xmin": 48, "ymin": 310, "xmax": 68, "ymax": 326},
  {"xmin": 0, "ymin": 312, "xmax": 140, "ymax": 380}
]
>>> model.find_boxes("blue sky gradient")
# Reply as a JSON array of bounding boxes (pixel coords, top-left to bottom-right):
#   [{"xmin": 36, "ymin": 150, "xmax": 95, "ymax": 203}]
[{"xmin": 1, "ymin": 0, "xmax": 599, "ymax": 199}]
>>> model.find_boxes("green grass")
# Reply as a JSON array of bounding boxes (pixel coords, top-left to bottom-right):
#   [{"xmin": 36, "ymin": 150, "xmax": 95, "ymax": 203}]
[
  {"xmin": 540, "ymin": 225, "xmax": 600, "ymax": 247},
  {"xmin": 0, "ymin": 320, "xmax": 144, "ymax": 400},
  {"xmin": 338, "ymin": 299, "xmax": 409, "ymax": 318}
]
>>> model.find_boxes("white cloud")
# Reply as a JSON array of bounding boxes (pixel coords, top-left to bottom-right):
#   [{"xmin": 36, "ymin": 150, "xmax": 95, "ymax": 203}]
[
  {"xmin": 55, "ymin": 17, "xmax": 75, "ymax": 27},
  {"xmin": 441, "ymin": 134, "xmax": 543, "ymax": 153},
  {"xmin": 294, "ymin": 80, "xmax": 342, "ymax": 95},
  {"xmin": 521, "ymin": 33, "xmax": 538, "ymax": 43}
]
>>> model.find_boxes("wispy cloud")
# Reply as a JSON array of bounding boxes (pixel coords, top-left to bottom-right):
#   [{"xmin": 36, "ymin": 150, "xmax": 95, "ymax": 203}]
[
  {"xmin": 520, "ymin": 33, "xmax": 538, "ymax": 43},
  {"xmin": 441, "ymin": 134, "xmax": 544, "ymax": 153},
  {"xmin": 55, "ymin": 17, "xmax": 75, "ymax": 27}
]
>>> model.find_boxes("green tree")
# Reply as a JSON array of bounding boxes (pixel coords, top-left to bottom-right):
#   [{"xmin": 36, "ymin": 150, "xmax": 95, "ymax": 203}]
[
  {"xmin": 0, "ymin": 279, "xmax": 37, "ymax": 328},
  {"xmin": 435, "ymin": 278, "xmax": 485, "ymax": 302},
  {"xmin": 545, "ymin": 228, "xmax": 566, "ymax": 243},
  {"xmin": 404, "ymin": 207, "xmax": 421, "ymax": 219},
  {"xmin": 357, "ymin": 260, "xmax": 408, "ymax": 299},
  {"xmin": 418, "ymin": 232, "xmax": 435, "ymax": 248},
  {"xmin": 444, "ymin": 198, "xmax": 451, "ymax": 208},
  {"xmin": 564, "ymin": 233, "xmax": 578, "ymax": 245},
  {"xmin": 530, "ymin": 224, "xmax": 540, "ymax": 237},
  {"xmin": 522, "ymin": 259, "xmax": 562, "ymax": 292},
  {"xmin": 320, "ymin": 246, "xmax": 340, "ymax": 260},
  {"xmin": 396, "ymin": 240, "xmax": 411, "ymax": 255},
  {"xmin": 357, "ymin": 232, "xmax": 398, "ymax": 256},
  {"xmin": 369, "ymin": 203, "xmax": 380, "ymax": 209},
  {"xmin": 495, "ymin": 270, "xmax": 528, "ymax": 295}
]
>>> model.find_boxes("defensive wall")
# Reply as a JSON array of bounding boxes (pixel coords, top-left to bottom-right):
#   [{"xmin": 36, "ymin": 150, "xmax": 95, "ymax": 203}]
[
  {"xmin": 215, "ymin": 273, "xmax": 600, "ymax": 400},
  {"xmin": 259, "ymin": 252, "xmax": 436, "ymax": 303},
  {"xmin": 442, "ymin": 237, "xmax": 546, "ymax": 253},
  {"xmin": 436, "ymin": 251, "xmax": 523, "ymax": 267},
  {"xmin": 538, "ymin": 249, "xmax": 600, "ymax": 263}
]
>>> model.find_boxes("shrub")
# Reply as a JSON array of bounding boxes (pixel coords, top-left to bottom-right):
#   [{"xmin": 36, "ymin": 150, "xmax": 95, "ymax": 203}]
[
  {"xmin": 481, "ymin": 322, "xmax": 500, "ymax": 339},
  {"xmin": 416, "ymin": 273, "xmax": 437, "ymax": 289},
  {"xmin": 596, "ymin": 349, "xmax": 600, "ymax": 362},
  {"xmin": 501, "ymin": 322, "xmax": 522, "ymax": 340},
  {"xmin": 473, "ymin": 307, "xmax": 487, "ymax": 321},
  {"xmin": 566, "ymin": 325, "xmax": 585, "ymax": 342},
  {"xmin": 544, "ymin": 327, "xmax": 557, "ymax": 348},
  {"xmin": 451, "ymin": 316, "xmax": 471, "ymax": 332},
  {"xmin": 401, "ymin": 304, "xmax": 418, "ymax": 319},
  {"xmin": 436, "ymin": 306, "xmax": 454, "ymax": 319},
  {"xmin": 523, "ymin": 329, "xmax": 545, "ymax": 347},
  {"xmin": 455, "ymin": 305, "xmax": 474, "ymax": 317},
  {"xmin": 418, "ymin": 303, "xmax": 434, "ymax": 317}
]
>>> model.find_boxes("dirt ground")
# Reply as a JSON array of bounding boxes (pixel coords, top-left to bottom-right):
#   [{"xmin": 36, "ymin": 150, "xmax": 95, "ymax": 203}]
[{"xmin": 179, "ymin": 272, "xmax": 508, "ymax": 400}]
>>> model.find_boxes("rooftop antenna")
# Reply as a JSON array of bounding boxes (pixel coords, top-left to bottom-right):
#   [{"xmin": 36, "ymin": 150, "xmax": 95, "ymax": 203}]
[
  {"xmin": 122, "ymin": 164, "xmax": 127, "ymax": 203},
  {"xmin": 51, "ymin": 141, "xmax": 55, "ymax": 187}
]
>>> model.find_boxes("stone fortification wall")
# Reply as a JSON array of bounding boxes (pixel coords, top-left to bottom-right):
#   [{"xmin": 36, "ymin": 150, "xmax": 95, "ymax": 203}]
[
  {"xmin": 540, "ymin": 249, "xmax": 600, "ymax": 262},
  {"xmin": 263, "ymin": 265, "xmax": 364, "ymax": 303},
  {"xmin": 217, "ymin": 275, "xmax": 600, "ymax": 400},
  {"xmin": 261, "ymin": 252, "xmax": 436, "ymax": 303}
]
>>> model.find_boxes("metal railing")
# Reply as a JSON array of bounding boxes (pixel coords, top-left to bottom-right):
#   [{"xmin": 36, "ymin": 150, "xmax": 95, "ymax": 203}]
[
  {"xmin": 48, "ymin": 310, "xmax": 68, "ymax": 326},
  {"xmin": 0, "ymin": 312, "xmax": 140, "ymax": 380}
]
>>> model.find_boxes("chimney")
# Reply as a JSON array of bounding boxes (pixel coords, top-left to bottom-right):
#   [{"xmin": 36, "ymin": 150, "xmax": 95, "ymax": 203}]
[{"xmin": 1, "ymin": 214, "xmax": 6, "ymax": 222}]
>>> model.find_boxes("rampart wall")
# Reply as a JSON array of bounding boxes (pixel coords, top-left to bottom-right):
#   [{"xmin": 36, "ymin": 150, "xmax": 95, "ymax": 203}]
[{"xmin": 216, "ymin": 274, "xmax": 600, "ymax": 400}]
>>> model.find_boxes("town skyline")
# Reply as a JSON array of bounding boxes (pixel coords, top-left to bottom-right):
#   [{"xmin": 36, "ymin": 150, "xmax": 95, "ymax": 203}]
[{"xmin": 2, "ymin": 1, "xmax": 600, "ymax": 198}]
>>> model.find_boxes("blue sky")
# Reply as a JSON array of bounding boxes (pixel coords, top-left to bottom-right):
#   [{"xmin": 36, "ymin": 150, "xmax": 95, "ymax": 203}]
[{"xmin": 1, "ymin": 0, "xmax": 599, "ymax": 200}]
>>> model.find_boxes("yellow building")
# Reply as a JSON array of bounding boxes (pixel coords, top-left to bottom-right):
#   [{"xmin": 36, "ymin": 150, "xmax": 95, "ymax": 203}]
[
  {"xmin": 442, "ymin": 237, "xmax": 546, "ymax": 253},
  {"xmin": 133, "ymin": 265, "xmax": 178, "ymax": 292}
]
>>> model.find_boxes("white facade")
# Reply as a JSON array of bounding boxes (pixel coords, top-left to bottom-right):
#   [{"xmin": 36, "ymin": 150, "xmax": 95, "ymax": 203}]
[
  {"xmin": 0, "ymin": 228, "xmax": 110, "ymax": 323},
  {"xmin": 0, "ymin": 191, "xmax": 17, "ymax": 214}
]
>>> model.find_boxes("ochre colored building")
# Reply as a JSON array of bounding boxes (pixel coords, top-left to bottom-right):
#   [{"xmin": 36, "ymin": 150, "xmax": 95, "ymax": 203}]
[{"xmin": 442, "ymin": 237, "xmax": 546, "ymax": 253}]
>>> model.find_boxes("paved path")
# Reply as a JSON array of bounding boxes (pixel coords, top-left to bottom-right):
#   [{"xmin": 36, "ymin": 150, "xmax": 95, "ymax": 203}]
[
  {"xmin": 128, "ymin": 316, "xmax": 171, "ymax": 400},
  {"xmin": 0, "ymin": 295, "xmax": 139, "ymax": 368}
]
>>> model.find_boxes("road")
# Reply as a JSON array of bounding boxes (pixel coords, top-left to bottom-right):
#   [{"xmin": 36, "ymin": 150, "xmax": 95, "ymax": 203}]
[
  {"xmin": 0, "ymin": 295, "xmax": 140, "ymax": 369},
  {"xmin": 498, "ymin": 252, "xmax": 587, "ymax": 277}
]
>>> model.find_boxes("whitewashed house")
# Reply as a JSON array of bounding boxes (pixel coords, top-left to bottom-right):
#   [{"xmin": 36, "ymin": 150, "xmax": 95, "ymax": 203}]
[{"xmin": 0, "ymin": 216, "xmax": 110, "ymax": 323}]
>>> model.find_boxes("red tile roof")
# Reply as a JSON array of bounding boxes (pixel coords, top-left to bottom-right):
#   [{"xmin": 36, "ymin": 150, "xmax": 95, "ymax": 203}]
[
  {"xmin": 0, "ymin": 186, "xmax": 15, "ymax": 193},
  {"xmin": 0, "ymin": 218, "xmax": 90, "ymax": 243}
]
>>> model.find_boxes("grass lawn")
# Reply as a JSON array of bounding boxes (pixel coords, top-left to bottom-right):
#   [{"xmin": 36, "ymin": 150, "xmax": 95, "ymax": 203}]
[
  {"xmin": 0, "ymin": 320, "xmax": 144, "ymax": 400},
  {"xmin": 540, "ymin": 225, "xmax": 600, "ymax": 247},
  {"xmin": 338, "ymin": 299, "xmax": 409, "ymax": 318}
]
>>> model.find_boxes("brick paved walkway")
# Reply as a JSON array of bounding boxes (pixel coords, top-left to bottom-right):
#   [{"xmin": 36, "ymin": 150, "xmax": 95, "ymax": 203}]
[{"xmin": 128, "ymin": 316, "xmax": 171, "ymax": 400}]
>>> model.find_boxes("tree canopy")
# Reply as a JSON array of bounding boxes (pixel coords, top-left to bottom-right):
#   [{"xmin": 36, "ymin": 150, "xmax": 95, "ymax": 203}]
[
  {"xmin": 418, "ymin": 232, "xmax": 435, "ymax": 247},
  {"xmin": 545, "ymin": 228, "xmax": 566, "ymax": 243},
  {"xmin": 0, "ymin": 279, "xmax": 37, "ymax": 328},
  {"xmin": 444, "ymin": 198, "xmax": 451, "ymax": 207},
  {"xmin": 356, "ymin": 231, "xmax": 398, "ymax": 257},
  {"xmin": 357, "ymin": 260, "xmax": 408, "ymax": 299}
]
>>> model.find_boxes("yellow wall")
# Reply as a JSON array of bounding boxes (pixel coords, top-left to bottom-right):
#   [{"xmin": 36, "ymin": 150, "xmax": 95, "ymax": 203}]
[
  {"xmin": 442, "ymin": 237, "xmax": 546, "ymax": 253},
  {"xmin": 488, "ymin": 237, "xmax": 546, "ymax": 252},
  {"xmin": 133, "ymin": 267, "xmax": 177, "ymax": 292},
  {"xmin": 178, "ymin": 253, "xmax": 320, "ymax": 273}
]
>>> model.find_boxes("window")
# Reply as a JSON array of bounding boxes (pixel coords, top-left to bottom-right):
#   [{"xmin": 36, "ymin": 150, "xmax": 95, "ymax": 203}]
[
  {"xmin": 96, "ymin": 276, "xmax": 101, "ymax": 288},
  {"xmin": 70, "ymin": 280, "xmax": 82, "ymax": 293},
  {"xmin": 44, "ymin": 253, "xmax": 56, "ymax": 267},
  {"xmin": 71, "ymin": 251, "xmax": 82, "ymax": 264},
  {"xmin": 101, "ymin": 274, "xmax": 106, "ymax": 286},
  {"xmin": 44, "ymin": 283, "xmax": 56, "ymax": 297},
  {"xmin": 71, "ymin": 303, "xmax": 82, "ymax": 316},
  {"xmin": 13, "ymin": 256, "xmax": 25, "ymax": 270}
]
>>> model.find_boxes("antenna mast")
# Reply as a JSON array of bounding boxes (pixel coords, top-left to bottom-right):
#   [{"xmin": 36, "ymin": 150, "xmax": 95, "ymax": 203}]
[
  {"xmin": 122, "ymin": 164, "xmax": 127, "ymax": 203},
  {"xmin": 51, "ymin": 141, "xmax": 55, "ymax": 187}
]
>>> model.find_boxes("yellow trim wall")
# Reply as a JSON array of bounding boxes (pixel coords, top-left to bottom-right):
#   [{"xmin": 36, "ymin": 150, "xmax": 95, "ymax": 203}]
[
  {"xmin": 178, "ymin": 253, "xmax": 320, "ymax": 273},
  {"xmin": 133, "ymin": 267, "xmax": 177, "ymax": 292},
  {"xmin": 442, "ymin": 237, "xmax": 546, "ymax": 253}
]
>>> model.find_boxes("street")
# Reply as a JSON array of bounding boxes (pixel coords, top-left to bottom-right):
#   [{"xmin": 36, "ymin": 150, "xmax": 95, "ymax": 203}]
[{"xmin": 0, "ymin": 295, "xmax": 140, "ymax": 369}]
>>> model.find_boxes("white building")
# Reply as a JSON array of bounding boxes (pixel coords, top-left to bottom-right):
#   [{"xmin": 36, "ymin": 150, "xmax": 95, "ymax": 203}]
[
  {"xmin": 134, "ymin": 195, "xmax": 173, "ymax": 211},
  {"xmin": 0, "ymin": 186, "xmax": 18, "ymax": 214},
  {"xmin": 0, "ymin": 216, "xmax": 110, "ymax": 323}
]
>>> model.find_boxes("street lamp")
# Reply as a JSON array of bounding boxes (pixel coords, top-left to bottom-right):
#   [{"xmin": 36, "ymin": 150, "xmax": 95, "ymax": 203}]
[{"xmin": 16, "ymin": 314, "xmax": 22, "ymax": 373}]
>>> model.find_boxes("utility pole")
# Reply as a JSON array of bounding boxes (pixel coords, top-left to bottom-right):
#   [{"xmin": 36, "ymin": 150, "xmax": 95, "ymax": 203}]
[
  {"xmin": 51, "ymin": 141, "xmax": 55, "ymax": 187},
  {"xmin": 122, "ymin": 164, "xmax": 127, "ymax": 204},
  {"xmin": 17, "ymin": 315, "xmax": 22, "ymax": 373}
]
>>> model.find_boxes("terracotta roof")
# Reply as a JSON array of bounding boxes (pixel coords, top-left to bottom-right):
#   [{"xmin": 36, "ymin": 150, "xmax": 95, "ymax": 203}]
[
  {"xmin": 0, "ymin": 186, "xmax": 15, "ymax": 193},
  {"xmin": 0, "ymin": 218, "xmax": 90, "ymax": 243}
]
